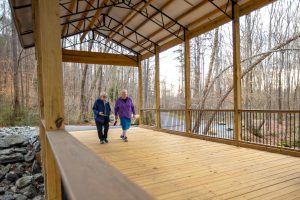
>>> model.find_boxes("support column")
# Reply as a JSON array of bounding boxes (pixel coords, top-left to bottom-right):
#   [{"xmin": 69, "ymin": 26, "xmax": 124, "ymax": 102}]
[
  {"xmin": 33, "ymin": 0, "xmax": 64, "ymax": 199},
  {"xmin": 138, "ymin": 56, "xmax": 143, "ymax": 125},
  {"xmin": 184, "ymin": 32, "xmax": 191, "ymax": 133},
  {"xmin": 232, "ymin": 1, "xmax": 241, "ymax": 144},
  {"xmin": 155, "ymin": 46, "xmax": 161, "ymax": 129}
]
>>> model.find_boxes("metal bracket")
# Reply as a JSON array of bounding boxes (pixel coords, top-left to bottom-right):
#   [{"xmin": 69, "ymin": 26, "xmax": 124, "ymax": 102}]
[{"xmin": 208, "ymin": 0, "xmax": 232, "ymax": 20}]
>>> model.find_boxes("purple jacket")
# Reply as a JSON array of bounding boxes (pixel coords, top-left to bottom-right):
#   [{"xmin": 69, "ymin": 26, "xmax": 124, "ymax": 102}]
[{"xmin": 114, "ymin": 97, "xmax": 136, "ymax": 119}]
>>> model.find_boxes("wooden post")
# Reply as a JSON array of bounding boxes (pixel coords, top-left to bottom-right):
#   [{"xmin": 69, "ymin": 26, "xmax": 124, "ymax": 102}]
[
  {"xmin": 232, "ymin": 1, "xmax": 241, "ymax": 144},
  {"xmin": 138, "ymin": 56, "xmax": 143, "ymax": 125},
  {"xmin": 33, "ymin": 0, "xmax": 64, "ymax": 199},
  {"xmin": 155, "ymin": 46, "xmax": 161, "ymax": 129},
  {"xmin": 184, "ymin": 31, "xmax": 191, "ymax": 133}
]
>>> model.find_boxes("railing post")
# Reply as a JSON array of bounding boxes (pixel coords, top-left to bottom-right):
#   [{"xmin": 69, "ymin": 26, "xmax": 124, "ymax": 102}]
[
  {"xmin": 33, "ymin": 0, "xmax": 64, "ymax": 199},
  {"xmin": 232, "ymin": 0, "xmax": 242, "ymax": 144},
  {"xmin": 155, "ymin": 45, "xmax": 161, "ymax": 129},
  {"xmin": 138, "ymin": 56, "xmax": 143, "ymax": 125},
  {"xmin": 184, "ymin": 31, "xmax": 191, "ymax": 133}
]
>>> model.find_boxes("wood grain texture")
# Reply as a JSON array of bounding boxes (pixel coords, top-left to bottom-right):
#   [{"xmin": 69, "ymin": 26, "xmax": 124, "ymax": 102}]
[
  {"xmin": 47, "ymin": 130, "xmax": 154, "ymax": 200},
  {"xmin": 71, "ymin": 127, "xmax": 300, "ymax": 200},
  {"xmin": 62, "ymin": 49, "xmax": 138, "ymax": 66}
]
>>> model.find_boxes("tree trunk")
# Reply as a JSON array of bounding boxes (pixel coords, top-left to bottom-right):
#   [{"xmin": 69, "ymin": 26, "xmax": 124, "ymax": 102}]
[
  {"xmin": 11, "ymin": 22, "xmax": 20, "ymax": 118},
  {"xmin": 79, "ymin": 42, "xmax": 93, "ymax": 122}
]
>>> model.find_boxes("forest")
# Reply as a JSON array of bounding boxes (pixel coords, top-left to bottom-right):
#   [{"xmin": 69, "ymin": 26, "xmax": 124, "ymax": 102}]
[{"xmin": 0, "ymin": 0, "xmax": 299, "ymax": 142}]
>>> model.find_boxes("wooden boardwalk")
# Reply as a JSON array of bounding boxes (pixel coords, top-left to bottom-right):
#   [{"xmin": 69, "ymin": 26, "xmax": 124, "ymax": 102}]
[{"xmin": 71, "ymin": 127, "xmax": 300, "ymax": 200}]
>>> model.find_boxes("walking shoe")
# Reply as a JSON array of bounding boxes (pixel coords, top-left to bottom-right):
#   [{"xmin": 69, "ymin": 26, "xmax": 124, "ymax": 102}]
[
  {"xmin": 123, "ymin": 137, "xmax": 128, "ymax": 142},
  {"xmin": 104, "ymin": 139, "xmax": 109, "ymax": 143},
  {"xmin": 120, "ymin": 135, "xmax": 124, "ymax": 139},
  {"xmin": 100, "ymin": 140, "xmax": 105, "ymax": 144}
]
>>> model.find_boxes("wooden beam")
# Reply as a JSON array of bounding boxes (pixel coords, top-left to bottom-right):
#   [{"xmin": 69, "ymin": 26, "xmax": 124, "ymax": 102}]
[
  {"xmin": 33, "ymin": 0, "xmax": 64, "ymax": 199},
  {"xmin": 131, "ymin": 0, "xmax": 207, "ymax": 50},
  {"xmin": 62, "ymin": 0, "xmax": 76, "ymax": 36},
  {"xmin": 62, "ymin": 49, "xmax": 138, "ymax": 66},
  {"xmin": 155, "ymin": 46, "xmax": 161, "ymax": 128},
  {"xmin": 232, "ymin": 1, "xmax": 241, "ymax": 143},
  {"xmin": 184, "ymin": 32, "xmax": 191, "ymax": 133},
  {"xmin": 107, "ymin": 0, "xmax": 156, "ymax": 42},
  {"xmin": 140, "ymin": 0, "xmax": 276, "ymax": 60},
  {"xmin": 75, "ymin": 0, "xmax": 96, "ymax": 33},
  {"xmin": 79, "ymin": 0, "xmax": 109, "ymax": 42},
  {"xmin": 118, "ymin": 0, "xmax": 174, "ymax": 44},
  {"xmin": 138, "ymin": 56, "xmax": 143, "ymax": 124}
]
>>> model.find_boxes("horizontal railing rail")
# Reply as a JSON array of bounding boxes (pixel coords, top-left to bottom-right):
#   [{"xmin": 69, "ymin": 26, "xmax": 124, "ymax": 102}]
[{"xmin": 46, "ymin": 130, "xmax": 154, "ymax": 200}]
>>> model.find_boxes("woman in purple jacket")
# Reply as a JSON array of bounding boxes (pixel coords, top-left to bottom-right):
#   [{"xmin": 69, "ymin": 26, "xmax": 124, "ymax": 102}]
[{"xmin": 114, "ymin": 89, "xmax": 136, "ymax": 142}]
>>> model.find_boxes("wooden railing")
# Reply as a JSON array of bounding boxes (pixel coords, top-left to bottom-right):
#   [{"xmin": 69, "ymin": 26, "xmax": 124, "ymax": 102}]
[
  {"xmin": 140, "ymin": 108, "xmax": 156, "ymax": 127},
  {"xmin": 140, "ymin": 108, "xmax": 300, "ymax": 156},
  {"xmin": 190, "ymin": 109, "xmax": 234, "ymax": 140},
  {"xmin": 240, "ymin": 110, "xmax": 300, "ymax": 150},
  {"xmin": 160, "ymin": 109, "xmax": 186, "ymax": 132},
  {"xmin": 45, "ymin": 130, "xmax": 154, "ymax": 200}
]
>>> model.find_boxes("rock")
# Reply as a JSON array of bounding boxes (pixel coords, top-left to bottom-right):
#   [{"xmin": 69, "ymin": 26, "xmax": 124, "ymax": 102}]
[
  {"xmin": 37, "ymin": 184, "xmax": 44, "ymax": 194},
  {"xmin": 0, "ymin": 186, "xmax": 5, "ymax": 194},
  {"xmin": 33, "ymin": 173, "xmax": 44, "ymax": 184},
  {"xmin": 13, "ymin": 148, "xmax": 28, "ymax": 155},
  {"xmin": 10, "ymin": 185, "xmax": 17, "ymax": 193},
  {"xmin": 20, "ymin": 185, "xmax": 37, "ymax": 198},
  {"xmin": 1, "ymin": 194, "xmax": 16, "ymax": 200},
  {"xmin": 0, "ymin": 153, "xmax": 24, "ymax": 164},
  {"xmin": 0, "ymin": 165, "xmax": 11, "ymax": 180},
  {"xmin": 31, "ymin": 161, "xmax": 41, "ymax": 174},
  {"xmin": 32, "ymin": 195, "xmax": 43, "ymax": 200},
  {"xmin": 0, "ymin": 148, "xmax": 14, "ymax": 155},
  {"xmin": 16, "ymin": 176, "xmax": 33, "ymax": 189},
  {"xmin": 33, "ymin": 141, "xmax": 40, "ymax": 152},
  {"xmin": 24, "ymin": 151, "xmax": 35, "ymax": 162},
  {"xmin": 15, "ymin": 163, "xmax": 25, "ymax": 172},
  {"xmin": 5, "ymin": 172, "xmax": 19, "ymax": 182},
  {"xmin": 15, "ymin": 194, "xmax": 28, "ymax": 200},
  {"xmin": 0, "ymin": 135, "xmax": 27, "ymax": 149}
]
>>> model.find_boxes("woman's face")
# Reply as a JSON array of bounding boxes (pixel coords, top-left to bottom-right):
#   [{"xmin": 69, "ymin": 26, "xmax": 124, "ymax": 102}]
[
  {"xmin": 121, "ymin": 91, "xmax": 127, "ymax": 99},
  {"xmin": 101, "ymin": 95, "xmax": 107, "ymax": 101}
]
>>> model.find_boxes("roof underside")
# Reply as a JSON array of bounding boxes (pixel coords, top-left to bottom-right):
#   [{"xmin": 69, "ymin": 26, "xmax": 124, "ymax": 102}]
[{"xmin": 9, "ymin": 0, "xmax": 275, "ymax": 57}]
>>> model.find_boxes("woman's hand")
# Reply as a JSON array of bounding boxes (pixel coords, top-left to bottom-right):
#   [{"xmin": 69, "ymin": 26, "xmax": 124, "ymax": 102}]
[
  {"xmin": 99, "ymin": 112, "xmax": 104, "ymax": 116},
  {"xmin": 133, "ymin": 114, "xmax": 136, "ymax": 120}
]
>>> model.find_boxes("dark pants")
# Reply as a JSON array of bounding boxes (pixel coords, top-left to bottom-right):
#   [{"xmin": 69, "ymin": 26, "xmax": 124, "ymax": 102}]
[{"xmin": 96, "ymin": 118, "xmax": 109, "ymax": 141}]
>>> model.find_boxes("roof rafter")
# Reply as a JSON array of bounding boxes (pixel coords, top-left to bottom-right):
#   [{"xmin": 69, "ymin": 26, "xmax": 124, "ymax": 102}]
[
  {"xmin": 61, "ymin": 13, "xmax": 157, "ymax": 53},
  {"xmin": 62, "ymin": 0, "xmax": 76, "ymax": 36},
  {"xmin": 106, "ymin": 0, "xmax": 156, "ymax": 42},
  {"xmin": 74, "ymin": 0, "xmax": 96, "ymax": 34},
  {"xmin": 79, "ymin": 0, "xmax": 110, "ymax": 42},
  {"xmin": 118, "ymin": 0, "xmax": 174, "ymax": 44},
  {"xmin": 133, "ymin": 0, "xmax": 207, "ymax": 51}
]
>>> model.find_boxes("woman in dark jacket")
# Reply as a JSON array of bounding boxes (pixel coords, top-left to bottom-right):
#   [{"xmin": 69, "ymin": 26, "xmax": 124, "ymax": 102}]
[{"xmin": 93, "ymin": 92, "xmax": 111, "ymax": 144}]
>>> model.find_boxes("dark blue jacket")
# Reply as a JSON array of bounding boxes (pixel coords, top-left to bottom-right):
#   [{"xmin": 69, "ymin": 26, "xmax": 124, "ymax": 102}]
[{"xmin": 92, "ymin": 99, "xmax": 111, "ymax": 123}]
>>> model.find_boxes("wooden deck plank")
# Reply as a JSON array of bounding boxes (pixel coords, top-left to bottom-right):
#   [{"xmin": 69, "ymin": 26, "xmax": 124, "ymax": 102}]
[{"xmin": 71, "ymin": 127, "xmax": 300, "ymax": 200}]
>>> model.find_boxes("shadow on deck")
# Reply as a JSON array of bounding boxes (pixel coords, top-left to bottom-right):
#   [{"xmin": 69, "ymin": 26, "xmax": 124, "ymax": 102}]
[{"xmin": 71, "ymin": 127, "xmax": 300, "ymax": 200}]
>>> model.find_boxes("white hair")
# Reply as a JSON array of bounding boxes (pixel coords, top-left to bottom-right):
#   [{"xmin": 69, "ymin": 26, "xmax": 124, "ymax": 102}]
[
  {"xmin": 100, "ymin": 92, "xmax": 107, "ymax": 97},
  {"xmin": 121, "ymin": 89, "xmax": 127, "ymax": 94}
]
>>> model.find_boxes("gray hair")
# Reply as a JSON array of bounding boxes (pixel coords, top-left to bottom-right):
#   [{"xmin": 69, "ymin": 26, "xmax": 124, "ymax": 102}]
[
  {"xmin": 100, "ymin": 92, "xmax": 107, "ymax": 97},
  {"xmin": 121, "ymin": 89, "xmax": 127, "ymax": 94}
]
